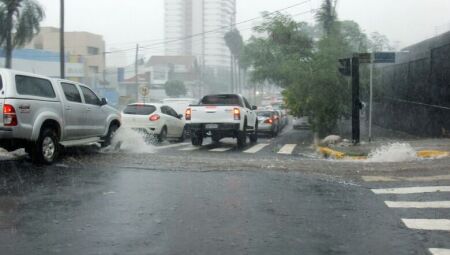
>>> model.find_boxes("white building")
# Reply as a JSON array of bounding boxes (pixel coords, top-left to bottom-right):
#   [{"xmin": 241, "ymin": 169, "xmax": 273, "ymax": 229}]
[{"xmin": 164, "ymin": 0, "xmax": 236, "ymax": 70}]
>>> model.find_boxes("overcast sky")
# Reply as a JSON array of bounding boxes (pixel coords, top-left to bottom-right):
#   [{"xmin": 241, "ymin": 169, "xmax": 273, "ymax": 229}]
[{"xmin": 37, "ymin": 0, "xmax": 450, "ymax": 59}]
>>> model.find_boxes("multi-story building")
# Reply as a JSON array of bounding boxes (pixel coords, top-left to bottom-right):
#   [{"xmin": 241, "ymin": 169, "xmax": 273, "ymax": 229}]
[
  {"xmin": 164, "ymin": 0, "xmax": 236, "ymax": 70},
  {"xmin": 25, "ymin": 27, "xmax": 106, "ymax": 85}
]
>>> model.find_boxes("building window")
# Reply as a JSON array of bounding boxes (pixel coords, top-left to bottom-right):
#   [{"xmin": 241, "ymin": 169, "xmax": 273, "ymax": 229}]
[
  {"xmin": 87, "ymin": 46, "xmax": 100, "ymax": 55},
  {"xmin": 88, "ymin": 66, "xmax": 99, "ymax": 74}
]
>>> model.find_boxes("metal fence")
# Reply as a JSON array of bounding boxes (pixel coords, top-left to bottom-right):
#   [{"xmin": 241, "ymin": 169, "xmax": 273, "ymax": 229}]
[{"xmin": 373, "ymin": 39, "xmax": 450, "ymax": 137}]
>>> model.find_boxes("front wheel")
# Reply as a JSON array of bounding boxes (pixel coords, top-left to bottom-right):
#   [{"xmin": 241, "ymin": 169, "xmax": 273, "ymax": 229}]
[
  {"xmin": 101, "ymin": 124, "xmax": 119, "ymax": 148},
  {"xmin": 30, "ymin": 128, "xmax": 60, "ymax": 165}
]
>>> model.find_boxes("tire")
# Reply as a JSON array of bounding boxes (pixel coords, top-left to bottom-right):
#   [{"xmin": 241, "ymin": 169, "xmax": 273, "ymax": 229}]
[
  {"xmin": 249, "ymin": 122, "xmax": 258, "ymax": 143},
  {"xmin": 191, "ymin": 132, "xmax": 203, "ymax": 146},
  {"xmin": 212, "ymin": 133, "xmax": 221, "ymax": 143},
  {"xmin": 30, "ymin": 128, "xmax": 60, "ymax": 165},
  {"xmin": 157, "ymin": 127, "xmax": 168, "ymax": 143},
  {"xmin": 101, "ymin": 123, "xmax": 119, "ymax": 148},
  {"xmin": 178, "ymin": 128, "xmax": 186, "ymax": 143},
  {"xmin": 237, "ymin": 124, "xmax": 247, "ymax": 149}
]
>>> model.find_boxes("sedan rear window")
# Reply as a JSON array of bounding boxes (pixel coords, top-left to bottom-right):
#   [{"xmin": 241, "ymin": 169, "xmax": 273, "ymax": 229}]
[
  {"xmin": 200, "ymin": 95, "xmax": 241, "ymax": 106},
  {"xmin": 257, "ymin": 111, "xmax": 272, "ymax": 117},
  {"xmin": 123, "ymin": 105, "xmax": 157, "ymax": 115}
]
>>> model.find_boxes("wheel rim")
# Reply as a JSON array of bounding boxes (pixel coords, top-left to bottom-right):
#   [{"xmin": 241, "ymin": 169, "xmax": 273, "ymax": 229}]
[{"xmin": 42, "ymin": 136, "xmax": 56, "ymax": 161}]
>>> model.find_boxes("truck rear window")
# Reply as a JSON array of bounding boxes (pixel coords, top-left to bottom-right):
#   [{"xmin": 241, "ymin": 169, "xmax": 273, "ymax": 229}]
[
  {"xmin": 15, "ymin": 75, "xmax": 56, "ymax": 98},
  {"xmin": 200, "ymin": 95, "xmax": 241, "ymax": 106},
  {"xmin": 123, "ymin": 105, "xmax": 156, "ymax": 115},
  {"xmin": 0, "ymin": 75, "xmax": 2, "ymax": 91}
]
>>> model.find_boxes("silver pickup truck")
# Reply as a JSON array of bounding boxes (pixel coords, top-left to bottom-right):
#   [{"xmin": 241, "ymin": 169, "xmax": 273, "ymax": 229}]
[{"xmin": 0, "ymin": 69, "xmax": 121, "ymax": 164}]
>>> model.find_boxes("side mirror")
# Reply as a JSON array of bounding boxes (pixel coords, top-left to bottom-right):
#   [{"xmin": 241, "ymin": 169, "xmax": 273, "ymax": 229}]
[
  {"xmin": 178, "ymin": 114, "xmax": 183, "ymax": 119},
  {"xmin": 251, "ymin": 105, "xmax": 258, "ymax": 110},
  {"xmin": 101, "ymin": 98, "xmax": 108, "ymax": 106}
]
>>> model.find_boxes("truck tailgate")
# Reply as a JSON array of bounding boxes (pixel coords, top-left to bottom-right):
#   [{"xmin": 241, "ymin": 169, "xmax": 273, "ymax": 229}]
[{"xmin": 190, "ymin": 106, "xmax": 238, "ymax": 123}]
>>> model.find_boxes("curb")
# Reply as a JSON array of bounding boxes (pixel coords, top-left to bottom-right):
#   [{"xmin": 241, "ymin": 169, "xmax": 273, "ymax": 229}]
[{"xmin": 317, "ymin": 146, "xmax": 449, "ymax": 161}]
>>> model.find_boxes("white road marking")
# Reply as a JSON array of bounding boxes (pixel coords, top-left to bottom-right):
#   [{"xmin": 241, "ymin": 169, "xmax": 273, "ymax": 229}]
[
  {"xmin": 156, "ymin": 143, "xmax": 189, "ymax": 150},
  {"xmin": 429, "ymin": 248, "xmax": 450, "ymax": 255},
  {"xmin": 363, "ymin": 175, "xmax": 450, "ymax": 182},
  {"xmin": 278, "ymin": 144, "xmax": 297, "ymax": 155},
  {"xmin": 372, "ymin": 186, "xmax": 450, "ymax": 194},
  {"xmin": 209, "ymin": 147, "xmax": 233, "ymax": 152},
  {"xmin": 179, "ymin": 146, "xmax": 200, "ymax": 151},
  {"xmin": 244, "ymin": 143, "xmax": 269, "ymax": 154},
  {"xmin": 385, "ymin": 201, "xmax": 450, "ymax": 208},
  {"xmin": 402, "ymin": 219, "xmax": 450, "ymax": 231}
]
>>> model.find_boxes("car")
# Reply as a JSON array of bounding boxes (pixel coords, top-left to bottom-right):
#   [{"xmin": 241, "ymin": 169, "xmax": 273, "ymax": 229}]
[
  {"xmin": 162, "ymin": 98, "xmax": 198, "ymax": 137},
  {"xmin": 121, "ymin": 103, "xmax": 185, "ymax": 143},
  {"xmin": 185, "ymin": 94, "xmax": 258, "ymax": 148},
  {"xmin": 293, "ymin": 116, "xmax": 310, "ymax": 130},
  {"xmin": 256, "ymin": 110, "xmax": 280, "ymax": 137},
  {"xmin": 0, "ymin": 68, "xmax": 121, "ymax": 164}
]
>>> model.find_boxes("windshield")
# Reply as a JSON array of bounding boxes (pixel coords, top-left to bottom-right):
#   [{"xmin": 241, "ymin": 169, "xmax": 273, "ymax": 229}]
[
  {"xmin": 1, "ymin": 1, "xmax": 449, "ymax": 255},
  {"xmin": 200, "ymin": 95, "xmax": 241, "ymax": 106},
  {"xmin": 123, "ymin": 105, "xmax": 156, "ymax": 115}
]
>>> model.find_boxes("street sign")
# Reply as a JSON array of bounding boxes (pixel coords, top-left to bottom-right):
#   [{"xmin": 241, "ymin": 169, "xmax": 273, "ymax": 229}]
[
  {"xmin": 139, "ymin": 86, "xmax": 150, "ymax": 97},
  {"xmin": 358, "ymin": 53, "xmax": 372, "ymax": 63},
  {"xmin": 338, "ymin": 58, "xmax": 351, "ymax": 76},
  {"xmin": 374, "ymin": 52, "xmax": 396, "ymax": 63}
]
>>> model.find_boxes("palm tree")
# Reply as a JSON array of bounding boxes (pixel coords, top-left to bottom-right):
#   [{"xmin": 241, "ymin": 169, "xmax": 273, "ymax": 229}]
[
  {"xmin": 0, "ymin": 0, "xmax": 45, "ymax": 68},
  {"xmin": 315, "ymin": 0, "xmax": 338, "ymax": 36},
  {"xmin": 224, "ymin": 29, "xmax": 244, "ymax": 93}
]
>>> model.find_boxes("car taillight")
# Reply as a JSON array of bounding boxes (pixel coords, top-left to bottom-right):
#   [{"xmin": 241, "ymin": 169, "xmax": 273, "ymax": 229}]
[
  {"xmin": 233, "ymin": 108, "xmax": 240, "ymax": 120},
  {"xmin": 149, "ymin": 114, "xmax": 160, "ymax": 121},
  {"xmin": 3, "ymin": 104, "xmax": 17, "ymax": 126},
  {"xmin": 264, "ymin": 118, "xmax": 273, "ymax": 124},
  {"xmin": 185, "ymin": 108, "xmax": 191, "ymax": 121}
]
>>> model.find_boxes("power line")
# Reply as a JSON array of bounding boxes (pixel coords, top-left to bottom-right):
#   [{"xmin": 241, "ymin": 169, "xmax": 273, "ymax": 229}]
[{"xmin": 139, "ymin": 0, "xmax": 312, "ymax": 51}]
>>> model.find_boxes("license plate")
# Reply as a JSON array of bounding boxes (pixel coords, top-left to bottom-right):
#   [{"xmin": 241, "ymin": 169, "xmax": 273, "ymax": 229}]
[{"xmin": 205, "ymin": 124, "xmax": 218, "ymax": 129}]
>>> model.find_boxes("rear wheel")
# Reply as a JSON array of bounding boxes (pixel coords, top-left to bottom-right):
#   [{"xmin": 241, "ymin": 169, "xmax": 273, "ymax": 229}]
[
  {"xmin": 237, "ymin": 124, "xmax": 247, "ymax": 149},
  {"xmin": 178, "ymin": 128, "xmax": 186, "ymax": 142},
  {"xmin": 156, "ymin": 127, "xmax": 168, "ymax": 143},
  {"xmin": 30, "ymin": 128, "xmax": 60, "ymax": 165},
  {"xmin": 249, "ymin": 122, "xmax": 258, "ymax": 143},
  {"xmin": 191, "ymin": 131, "xmax": 203, "ymax": 146},
  {"xmin": 212, "ymin": 133, "xmax": 221, "ymax": 143}
]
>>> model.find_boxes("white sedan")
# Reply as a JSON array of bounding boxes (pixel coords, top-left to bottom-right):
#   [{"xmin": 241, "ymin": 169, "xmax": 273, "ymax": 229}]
[{"xmin": 121, "ymin": 103, "xmax": 186, "ymax": 142}]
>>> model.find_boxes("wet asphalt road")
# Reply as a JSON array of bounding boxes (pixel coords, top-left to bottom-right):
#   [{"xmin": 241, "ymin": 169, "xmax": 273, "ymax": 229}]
[{"xmin": 1, "ymin": 127, "xmax": 449, "ymax": 254}]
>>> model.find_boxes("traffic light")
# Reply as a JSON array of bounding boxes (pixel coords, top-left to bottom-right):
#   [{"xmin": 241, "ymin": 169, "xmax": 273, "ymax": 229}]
[{"xmin": 338, "ymin": 58, "xmax": 351, "ymax": 76}]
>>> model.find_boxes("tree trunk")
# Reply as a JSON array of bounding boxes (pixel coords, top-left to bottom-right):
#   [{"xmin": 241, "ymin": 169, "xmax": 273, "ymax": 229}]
[
  {"xmin": 237, "ymin": 62, "xmax": 241, "ymax": 93},
  {"xmin": 230, "ymin": 55, "xmax": 234, "ymax": 93},
  {"xmin": 5, "ymin": 12, "xmax": 13, "ymax": 69}
]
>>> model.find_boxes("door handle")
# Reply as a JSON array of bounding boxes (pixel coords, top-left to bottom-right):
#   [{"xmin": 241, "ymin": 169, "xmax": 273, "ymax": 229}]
[
  {"xmin": 86, "ymin": 108, "xmax": 91, "ymax": 112},
  {"xmin": 65, "ymin": 106, "xmax": 72, "ymax": 111}
]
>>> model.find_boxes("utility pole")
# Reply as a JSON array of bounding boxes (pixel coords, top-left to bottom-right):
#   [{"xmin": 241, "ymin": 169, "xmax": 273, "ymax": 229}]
[
  {"xmin": 368, "ymin": 52, "xmax": 374, "ymax": 142},
  {"xmin": 60, "ymin": 0, "xmax": 65, "ymax": 79},
  {"xmin": 135, "ymin": 44, "xmax": 139, "ymax": 100},
  {"xmin": 351, "ymin": 55, "xmax": 360, "ymax": 144}
]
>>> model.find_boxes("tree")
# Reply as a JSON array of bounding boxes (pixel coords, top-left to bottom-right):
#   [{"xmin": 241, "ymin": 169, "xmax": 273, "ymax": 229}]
[
  {"xmin": 224, "ymin": 29, "xmax": 244, "ymax": 93},
  {"xmin": 0, "ymin": 0, "xmax": 45, "ymax": 68},
  {"xmin": 369, "ymin": 31, "xmax": 393, "ymax": 52},
  {"xmin": 165, "ymin": 80, "xmax": 187, "ymax": 98},
  {"xmin": 315, "ymin": 0, "xmax": 338, "ymax": 36}
]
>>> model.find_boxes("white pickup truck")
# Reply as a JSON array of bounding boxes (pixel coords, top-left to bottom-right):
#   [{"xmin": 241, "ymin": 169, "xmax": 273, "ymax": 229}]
[{"xmin": 185, "ymin": 94, "xmax": 258, "ymax": 148}]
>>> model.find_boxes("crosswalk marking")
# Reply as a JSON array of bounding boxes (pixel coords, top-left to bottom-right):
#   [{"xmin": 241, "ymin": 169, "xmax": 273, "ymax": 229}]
[
  {"xmin": 429, "ymin": 248, "xmax": 450, "ymax": 255},
  {"xmin": 156, "ymin": 143, "xmax": 189, "ymax": 150},
  {"xmin": 363, "ymin": 175, "xmax": 450, "ymax": 182},
  {"xmin": 372, "ymin": 186, "xmax": 450, "ymax": 194},
  {"xmin": 402, "ymin": 219, "xmax": 450, "ymax": 231},
  {"xmin": 209, "ymin": 147, "xmax": 233, "ymax": 152},
  {"xmin": 244, "ymin": 143, "xmax": 269, "ymax": 154},
  {"xmin": 278, "ymin": 144, "xmax": 297, "ymax": 155},
  {"xmin": 179, "ymin": 146, "xmax": 200, "ymax": 151},
  {"xmin": 385, "ymin": 201, "xmax": 450, "ymax": 208}
]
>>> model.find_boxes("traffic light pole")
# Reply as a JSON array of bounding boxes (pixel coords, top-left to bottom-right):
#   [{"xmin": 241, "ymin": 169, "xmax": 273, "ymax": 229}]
[{"xmin": 351, "ymin": 55, "xmax": 360, "ymax": 144}]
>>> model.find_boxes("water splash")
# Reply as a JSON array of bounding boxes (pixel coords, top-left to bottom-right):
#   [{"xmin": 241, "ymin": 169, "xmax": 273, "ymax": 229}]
[
  {"xmin": 111, "ymin": 127, "xmax": 155, "ymax": 154},
  {"xmin": 366, "ymin": 143, "xmax": 417, "ymax": 162}
]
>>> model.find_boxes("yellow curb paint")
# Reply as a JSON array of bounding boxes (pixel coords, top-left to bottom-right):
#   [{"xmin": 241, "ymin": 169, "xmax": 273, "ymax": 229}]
[
  {"xmin": 317, "ymin": 147, "xmax": 346, "ymax": 159},
  {"xmin": 417, "ymin": 150, "xmax": 449, "ymax": 159}
]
